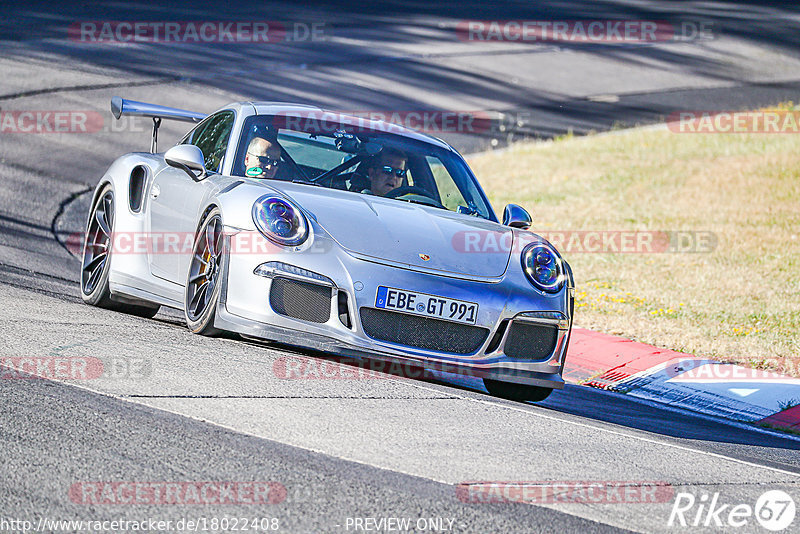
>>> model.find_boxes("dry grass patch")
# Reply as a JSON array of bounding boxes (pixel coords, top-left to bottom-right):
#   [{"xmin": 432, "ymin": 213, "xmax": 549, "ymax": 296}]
[{"xmin": 468, "ymin": 124, "xmax": 800, "ymax": 376}]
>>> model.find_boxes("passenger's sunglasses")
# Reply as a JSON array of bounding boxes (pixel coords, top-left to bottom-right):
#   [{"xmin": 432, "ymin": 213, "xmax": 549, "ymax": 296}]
[
  {"xmin": 379, "ymin": 165, "xmax": 407, "ymax": 178},
  {"xmin": 247, "ymin": 152, "xmax": 281, "ymax": 167}
]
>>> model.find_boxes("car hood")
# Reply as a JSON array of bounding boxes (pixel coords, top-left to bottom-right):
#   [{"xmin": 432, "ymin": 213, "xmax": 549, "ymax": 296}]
[{"xmin": 269, "ymin": 182, "xmax": 512, "ymax": 278}]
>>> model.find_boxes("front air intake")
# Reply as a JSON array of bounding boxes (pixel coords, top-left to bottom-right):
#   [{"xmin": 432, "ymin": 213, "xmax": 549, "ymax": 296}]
[
  {"xmin": 359, "ymin": 307, "xmax": 489, "ymax": 354},
  {"xmin": 503, "ymin": 322, "xmax": 558, "ymax": 360},
  {"xmin": 269, "ymin": 277, "xmax": 332, "ymax": 323}
]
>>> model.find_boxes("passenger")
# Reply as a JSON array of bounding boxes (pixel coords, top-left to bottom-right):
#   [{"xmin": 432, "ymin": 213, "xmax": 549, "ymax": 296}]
[{"xmin": 244, "ymin": 136, "xmax": 282, "ymax": 179}]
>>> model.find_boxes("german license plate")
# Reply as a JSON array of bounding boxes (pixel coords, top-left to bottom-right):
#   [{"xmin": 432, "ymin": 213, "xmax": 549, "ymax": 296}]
[{"xmin": 375, "ymin": 286, "xmax": 478, "ymax": 325}]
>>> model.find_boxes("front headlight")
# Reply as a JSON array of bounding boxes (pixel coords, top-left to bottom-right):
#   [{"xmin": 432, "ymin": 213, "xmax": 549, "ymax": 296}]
[
  {"xmin": 521, "ymin": 243, "xmax": 564, "ymax": 293},
  {"xmin": 251, "ymin": 195, "xmax": 308, "ymax": 246}
]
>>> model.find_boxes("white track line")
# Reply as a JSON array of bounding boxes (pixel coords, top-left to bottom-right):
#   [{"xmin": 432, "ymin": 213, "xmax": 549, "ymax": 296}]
[
  {"xmin": 43, "ymin": 365, "xmax": 800, "ymax": 483},
  {"xmin": 395, "ymin": 378, "xmax": 800, "ymax": 479}
]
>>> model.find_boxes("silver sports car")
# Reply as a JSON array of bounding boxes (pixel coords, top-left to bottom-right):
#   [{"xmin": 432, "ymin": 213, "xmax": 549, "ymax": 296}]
[{"xmin": 80, "ymin": 97, "xmax": 574, "ymax": 401}]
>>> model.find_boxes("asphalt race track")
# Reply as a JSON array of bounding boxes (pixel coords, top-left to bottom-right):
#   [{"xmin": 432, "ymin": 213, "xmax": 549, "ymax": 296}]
[{"xmin": 1, "ymin": 2, "xmax": 799, "ymax": 533}]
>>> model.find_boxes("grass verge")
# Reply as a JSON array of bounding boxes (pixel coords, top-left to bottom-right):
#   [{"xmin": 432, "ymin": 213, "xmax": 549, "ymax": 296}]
[{"xmin": 468, "ymin": 115, "xmax": 800, "ymax": 377}]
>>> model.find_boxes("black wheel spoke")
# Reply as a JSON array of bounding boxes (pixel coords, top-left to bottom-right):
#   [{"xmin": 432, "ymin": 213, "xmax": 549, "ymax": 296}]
[
  {"xmin": 190, "ymin": 281, "xmax": 209, "ymax": 315},
  {"xmin": 188, "ymin": 271, "xmax": 207, "ymax": 284},
  {"xmin": 206, "ymin": 277, "xmax": 216, "ymax": 301},
  {"xmin": 213, "ymin": 219, "xmax": 223, "ymax": 256},
  {"xmin": 95, "ymin": 208, "xmax": 111, "ymax": 237},
  {"xmin": 103, "ymin": 195, "xmax": 113, "ymax": 227},
  {"xmin": 82, "ymin": 191, "xmax": 115, "ymax": 296},
  {"xmin": 85, "ymin": 257, "xmax": 105, "ymax": 292},
  {"xmin": 187, "ymin": 214, "xmax": 223, "ymax": 323},
  {"xmin": 83, "ymin": 251, "xmax": 106, "ymax": 273},
  {"xmin": 205, "ymin": 223, "xmax": 217, "ymax": 257}
]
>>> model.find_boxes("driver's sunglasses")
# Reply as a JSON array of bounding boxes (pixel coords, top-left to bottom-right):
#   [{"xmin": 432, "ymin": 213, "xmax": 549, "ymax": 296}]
[
  {"xmin": 247, "ymin": 152, "xmax": 281, "ymax": 167},
  {"xmin": 380, "ymin": 165, "xmax": 407, "ymax": 178}
]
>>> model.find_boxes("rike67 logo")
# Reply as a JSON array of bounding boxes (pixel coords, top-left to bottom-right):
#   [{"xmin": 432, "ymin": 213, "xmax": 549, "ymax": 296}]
[{"xmin": 668, "ymin": 490, "xmax": 796, "ymax": 531}]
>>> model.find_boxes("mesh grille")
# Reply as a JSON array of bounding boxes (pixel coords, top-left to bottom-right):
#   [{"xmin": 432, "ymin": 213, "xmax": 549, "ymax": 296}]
[
  {"xmin": 504, "ymin": 322, "xmax": 558, "ymax": 360},
  {"xmin": 359, "ymin": 307, "xmax": 489, "ymax": 354},
  {"xmin": 269, "ymin": 277, "xmax": 332, "ymax": 323}
]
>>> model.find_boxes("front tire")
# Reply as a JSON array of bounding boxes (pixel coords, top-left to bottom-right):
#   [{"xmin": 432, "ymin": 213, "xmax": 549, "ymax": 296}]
[
  {"xmin": 184, "ymin": 209, "xmax": 224, "ymax": 336},
  {"xmin": 484, "ymin": 378, "xmax": 553, "ymax": 402},
  {"xmin": 80, "ymin": 184, "xmax": 160, "ymax": 318}
]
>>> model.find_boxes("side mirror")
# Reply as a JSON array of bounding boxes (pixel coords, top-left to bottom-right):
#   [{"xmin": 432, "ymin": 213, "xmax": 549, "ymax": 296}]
[
  {"xmin": 503, "ymin": 204, "xmax": 532, "ymax": 229},
  {"xmin": 165, "ymin": 144, "xmax": 207, "ymax": 180}
]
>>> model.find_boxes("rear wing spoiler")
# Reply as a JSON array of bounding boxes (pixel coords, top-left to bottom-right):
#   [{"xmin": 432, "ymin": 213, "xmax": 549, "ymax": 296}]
[{"xmin": 111, "ymin": 96, "xmax": 207, "ymax": 153}]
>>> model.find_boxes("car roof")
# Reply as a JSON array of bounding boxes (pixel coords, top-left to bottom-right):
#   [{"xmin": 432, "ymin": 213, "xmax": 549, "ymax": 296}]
[{"xmin": 245, "ymin": 101, "xmax": 453, "ymax": 151}]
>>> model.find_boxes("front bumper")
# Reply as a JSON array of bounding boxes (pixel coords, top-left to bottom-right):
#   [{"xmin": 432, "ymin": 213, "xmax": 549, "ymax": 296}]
[{"xmin": 215, "ymin": 233, "xmax": 572, "ymax": 389}]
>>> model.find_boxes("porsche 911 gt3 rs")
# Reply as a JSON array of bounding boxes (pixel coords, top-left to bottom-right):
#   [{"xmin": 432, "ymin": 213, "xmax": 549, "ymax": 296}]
[{"xmin": 80, "ymin": 97, "xmax": 574, "ymax": 401}]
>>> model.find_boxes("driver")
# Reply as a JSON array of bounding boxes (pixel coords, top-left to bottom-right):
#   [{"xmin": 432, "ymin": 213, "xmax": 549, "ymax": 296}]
[
  {"xmin": 244, "ymin": 136, "xmax": 282, "ymax": 179},
  {"xmin": 363, "ymin": 148, "xmax": 408, "ymax": 196}
]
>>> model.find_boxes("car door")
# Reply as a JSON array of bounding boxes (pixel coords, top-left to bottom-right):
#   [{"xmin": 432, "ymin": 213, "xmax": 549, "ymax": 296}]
[{"xmin": 148, "ymin": 110, "xmax": 235, "ymax": 284}]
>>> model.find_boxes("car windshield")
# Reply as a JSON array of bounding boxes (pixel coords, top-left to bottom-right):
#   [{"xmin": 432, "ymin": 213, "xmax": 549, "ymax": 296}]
[{"xmin": 231, "ymin": 113, "xmax": 495, "ymax": 220}]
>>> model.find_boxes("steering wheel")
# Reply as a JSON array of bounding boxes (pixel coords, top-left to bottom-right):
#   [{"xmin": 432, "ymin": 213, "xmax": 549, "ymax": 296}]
[{"xmin": 383, "ymin": 185, "xmax": 444, "ymax": 208}]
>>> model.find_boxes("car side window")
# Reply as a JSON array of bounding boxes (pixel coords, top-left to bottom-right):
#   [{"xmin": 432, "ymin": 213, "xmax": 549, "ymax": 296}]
[{"xmin": 185, "ymin": 111, "xmax": 235, "ymax": 173}]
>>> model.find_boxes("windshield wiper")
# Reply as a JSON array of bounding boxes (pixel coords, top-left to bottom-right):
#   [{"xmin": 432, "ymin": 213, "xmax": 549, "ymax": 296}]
[
  {"xmin": 457, "ymin": 202, "xmax": 481, "ymax": 217},
  {"xmin": 395, "ymin": 197, "xmax": 447, "ymax": 210},
  {"xmin": 292, "ymin": 179, "xmax": 321, "ymax": 186}
]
